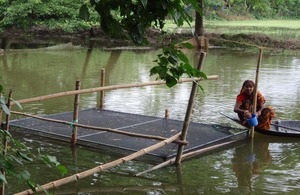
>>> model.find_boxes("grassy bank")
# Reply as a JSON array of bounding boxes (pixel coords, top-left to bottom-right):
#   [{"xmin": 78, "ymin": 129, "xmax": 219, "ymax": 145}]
[
  {"xmin": 165, "ymin": 20, "xmax": 300, "ymax": 39},
  {"xmin": 204, "ymin": 20, "xmax": 300, "ymax": 40},
  {"xmin": 163, "ymin": 19, "xmax": 300, "ymax": 53}
]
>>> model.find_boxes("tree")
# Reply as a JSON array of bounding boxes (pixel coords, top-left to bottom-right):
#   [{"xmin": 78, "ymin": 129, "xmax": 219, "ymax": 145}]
[
  {"xmin": 81, "ymin": 0, "xmax": 206, "ymax": 87},
  {"xmin": 194, "ymin": 0, "xmax": 204, "ymax": 36}
]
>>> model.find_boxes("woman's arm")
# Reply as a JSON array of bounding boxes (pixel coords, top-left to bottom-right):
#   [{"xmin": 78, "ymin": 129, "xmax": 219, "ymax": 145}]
[
  {"xmin": 234, "ymin": 101, "xmax": 251, "ymax": 118},
  {"xmin": 256, "ymin": 102, "xmax": 264, "ymax": 116}
]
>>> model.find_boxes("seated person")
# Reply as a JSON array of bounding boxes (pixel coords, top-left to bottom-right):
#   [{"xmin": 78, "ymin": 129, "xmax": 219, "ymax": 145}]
[{"xmin": 234, "ymin": 80, "xmax": 275, "ymax": 129}]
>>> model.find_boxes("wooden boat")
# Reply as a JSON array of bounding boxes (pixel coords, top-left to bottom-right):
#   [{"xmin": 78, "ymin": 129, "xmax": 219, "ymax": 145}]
[
  {"xmin": 256, "ymin": 120, "xmax": 300, "ymax": 137},
  {"xmin": 221, "ymin": 113, "xmax": 300, "ymax": 137}
]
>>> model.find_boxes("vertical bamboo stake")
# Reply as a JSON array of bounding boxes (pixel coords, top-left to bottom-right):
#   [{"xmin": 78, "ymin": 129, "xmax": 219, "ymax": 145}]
[
  {"xmin": 99, "ymin": 68, "xmax": 105, "ymax": 109},
  {"xmin": 0, "ymin": 93, "xmax": 2, "ymax": 128},
  {"xmin": 175, "ymin": 52, "xmax": 206, "ymax": 164},
  {"xmin": 71, "ymin": 81, "xmax": 80, "ymax": 146},
  {"xmin": 1, "ymin": 89, "xmax": 12, "ymax": 195},
  {"xmin": 165, "ymin": 109, "xmax": 169, "ymax": 119},
  {"xmin": 250, "ymin": 48, "xmax": 263, "ymax": 138}
]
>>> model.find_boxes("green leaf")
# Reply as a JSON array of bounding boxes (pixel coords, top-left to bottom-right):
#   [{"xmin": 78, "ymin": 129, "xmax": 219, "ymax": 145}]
[
  {"xmin": 79, "ymin": 4, "xmax": 90, "ymax": 21},
  {"xmin": 10, "ymin": 155, "xmax": 24, "ymax": 165},
  {"xmin": 0, "ymin": 172, "xmax": 7, "ymax": 184},
  {"xmin": 177, "ymin": 52, "xmax": 189, "ymax": 63},
  {"xmin": 20, "ymin": 170, "xmax": 31, "ymax": 180},
  {"xmin": 178, "ymin": 42, "xmax": 194, "ymax": 49},
  {"xmin": 16, "ymin": 151, "xmax": 33, "ymax": 162},
  {"xmin": 1, "ymin": 103, "xmax": 10, "ymax": 115},
  {"xmin": 11, "ymin": 98, "xmax": 23, "ymax": 110},
  {"xmin": 0, "ymin": 96, "xmax": 6, "ymax": 105},
  {"xmin": 27, "ymin": 180, "xmax": 37, "ymax": 192},
  {"xmin": 139, "ymin": 0, "xmax": 148, "ymax": 9},
  {"xmin": 56, "ymin": 165, "xmax": 68, "ymax": 176},
  {"xmin": 166, "ymin": 75, "xmax": 177, "ymax": 88}
]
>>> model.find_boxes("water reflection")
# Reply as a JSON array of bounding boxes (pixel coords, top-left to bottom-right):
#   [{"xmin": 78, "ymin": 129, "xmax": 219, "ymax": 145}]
[
  {"xmin": 232, "ymin": 138, "xmax": 272, "ymax": 194},
  {"xmin": 2, "ymin": 43, "xmax": 300, "ymax": 194}
]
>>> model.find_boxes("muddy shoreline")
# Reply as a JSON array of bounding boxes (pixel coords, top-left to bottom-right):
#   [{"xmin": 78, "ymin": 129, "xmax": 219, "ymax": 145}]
[{"xmin": 1, "ymin": 27, "xmax": 299, "ymax": 51}]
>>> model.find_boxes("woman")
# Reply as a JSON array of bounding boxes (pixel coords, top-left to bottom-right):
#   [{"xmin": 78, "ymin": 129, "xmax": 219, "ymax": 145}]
[{"xmin": 233, "ymin": 80, "xmax": 275, "ymax": 130}]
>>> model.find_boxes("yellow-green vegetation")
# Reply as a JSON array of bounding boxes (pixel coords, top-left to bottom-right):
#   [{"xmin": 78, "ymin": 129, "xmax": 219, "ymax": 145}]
[
  {"xmin": 206, "ymin": 20, "xmax": 300, "ymax": 29},
  {"xmin": 164, "ymin": 20, "xmax": 300, "ymax": 40},
  {"xmin": 204, "ymin": 20, "xmax": 300, "ymax": 39}
]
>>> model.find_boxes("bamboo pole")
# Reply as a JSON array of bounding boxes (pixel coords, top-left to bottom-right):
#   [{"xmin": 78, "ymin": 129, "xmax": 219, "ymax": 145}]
[
  {"xmin": 38, "ymin": 184, "xmax": 179, "ymax": 194},
  {"xmin": 10, "ymin": 111, "xmax": 188, "ymax": 145},
  {"xmin": 165, "ymin": 109, "xmax": 169, "ymax": 119},
  {"xmin": 0, "ymin": 93, "xmax": 2, "ymax": 126},
  {"xmin": 1, "ymin": 89, "xmax": 12, "ymax": 195},
  {"xmin": 99, "ymin": 68, "xmax": 105, "ymax": 109},
  {"xmin": 11, "ymin": 75, "xmax": 218, "ymax": 105},
  {"xmin": 15, "ymin": 133, "xmax": 181, "ymax": 195},
  {"xmin": 175, "ymin": 52, "xmax": 206, "ymax": 164},
  {"xmin": 71, "ymin": 80, "xmax": 81, "ymax": 146},
  {"xmin": 135, "ymin": 140, "xmax": 235, "ymax": 176},
  {"xmin": 250, "ymin": 48, "xmax": 263, "ymax": 138}
]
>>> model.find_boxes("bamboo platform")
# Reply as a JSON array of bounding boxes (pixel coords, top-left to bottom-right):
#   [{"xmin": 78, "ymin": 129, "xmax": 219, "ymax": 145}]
[{"xmin": 10, "ymin": 108, "xmax": 248, "ymax": 159}]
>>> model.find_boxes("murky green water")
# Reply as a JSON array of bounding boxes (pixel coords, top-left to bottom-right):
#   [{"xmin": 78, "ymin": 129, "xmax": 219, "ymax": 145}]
[{"xmin": 1, "ymin": 45, "xmax": 300, "ymax": 194}]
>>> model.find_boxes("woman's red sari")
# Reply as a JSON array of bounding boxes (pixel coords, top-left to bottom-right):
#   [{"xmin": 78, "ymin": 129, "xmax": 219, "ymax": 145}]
[{"xmin": 236, "ymin": 91, "xmax": 275, "ymax": 130}]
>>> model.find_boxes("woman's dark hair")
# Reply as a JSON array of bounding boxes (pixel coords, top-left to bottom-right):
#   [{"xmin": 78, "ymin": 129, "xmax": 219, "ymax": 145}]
[{"xmin": 242, "ymin": 80, "xmax": 255, "ymax": 88}]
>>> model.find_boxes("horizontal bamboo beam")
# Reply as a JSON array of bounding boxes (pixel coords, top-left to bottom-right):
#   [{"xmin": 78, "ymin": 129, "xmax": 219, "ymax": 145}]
[
  {"xmin": 15, "ymin": 133, "xmax": 181, "ymax": 195},
  {"xmin": 12, "ymin": 75, "xmax": 218, "ymax": 105},
  {"xmin": 135, "ymin": 140, "xmax": 236, "ymax": 176},
  {"xmin": 11, "ymin": 111, "xmax": 188, "ymax": 145}
]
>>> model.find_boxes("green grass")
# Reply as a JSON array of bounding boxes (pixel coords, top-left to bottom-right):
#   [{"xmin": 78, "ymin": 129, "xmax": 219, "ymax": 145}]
[
  {"xmin": 206, "ymin": 20, "xmax": 300, "ymax": 29},
  {"xmin": 164, "ymin": 20, "xmax": 300, "ymax": 40}
]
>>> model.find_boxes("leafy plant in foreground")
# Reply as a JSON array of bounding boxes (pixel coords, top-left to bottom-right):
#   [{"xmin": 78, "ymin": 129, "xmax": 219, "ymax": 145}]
[
  {"xmin": 150, "ymin": 42, "xmax": 207, "ymax": 88},
  {"xmin": 0, "ymin": 82, "xmax": 67, "ymax": 193}
]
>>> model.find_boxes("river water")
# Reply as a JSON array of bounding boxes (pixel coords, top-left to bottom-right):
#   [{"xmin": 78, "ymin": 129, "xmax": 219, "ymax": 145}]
[{"xmin": 1, "ymin": 45, "xmax": 300, "ymax": 194}]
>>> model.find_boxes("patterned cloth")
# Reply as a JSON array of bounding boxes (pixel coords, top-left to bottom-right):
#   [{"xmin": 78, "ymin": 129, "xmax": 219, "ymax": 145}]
[{"xmin": 236, "ymin": 91, "xmax": 275, "ymax": 130}]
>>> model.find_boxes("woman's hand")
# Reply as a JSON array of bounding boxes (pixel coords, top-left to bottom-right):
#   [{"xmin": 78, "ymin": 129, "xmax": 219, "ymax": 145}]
[
  {"xmin": 256, "ymin": 110, "xmax": 261, "ymax": 116},
  {"xmin": 243, "ymin": 110, "xmax": 252, "ymax": 119}
]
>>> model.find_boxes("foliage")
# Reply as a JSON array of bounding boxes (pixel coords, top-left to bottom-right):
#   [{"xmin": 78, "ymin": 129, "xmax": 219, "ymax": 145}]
[
  {"xmin": 0, "ymin": 82, "xmax": 10, "ymax": 116},
  {"xmin": 0, "ymin": 81, "xmax": 67, "ymax": 192},
  {"xmin": 0, "ymin": 0, "xmax": 99, "ymax": 32},
  {"xmin": 150, "ymin": 42, "xmax": 207, "ymax": 88},
  {"xmin": 84, "ymin": 0, "xmax": 196, "ymax": 45},
  {"xmin": 79, "ymin": 0, "xmax": 206, "ymax": 86},
  {"xmin": 203, "ymin": 0, "xmax": 300, "ymax": 19},
  {"xmin": 0, "ymin": 129, "xmax": 68, "ymax": 191},
  {"xmin": 0, "ymin": 0, "xmax": 299, "ymax": 32}
]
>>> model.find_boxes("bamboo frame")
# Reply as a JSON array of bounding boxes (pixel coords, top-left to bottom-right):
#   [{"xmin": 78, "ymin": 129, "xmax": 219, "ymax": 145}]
[
  {"xmin": 15, "ymin": 133, "xmax": 181, "ymax": 195},
  {"xmin": 99, "ymin": 68, "xmax": 105, "ymax": 109},
  {"xmin": 71, "ymin": 80, "xmax": 80, "ymax": 146},
  {"xmin": 136, "ymin": 140, "xmax": 236, "ymax": 176},
  {"xmin": 10, "ymin": 111, "xmax": 188, "ymax": 145},
  {"xmin": 0, "ymin": 93, "xmax": 2, "ymax": 125},
  {"xmin": 175, "ymin": 52, "xmax": 207, "ymax": 164},
  {"xmin": 11, "ymin": 76, "xmax": 218, "ymax": 105},
  {"xmin": 250, "ymin": 48, "xmax": 263, "ymax": 138},
  {"xmin": 165, "ymin": 109, "xmax": 169, "ymax": 119}
]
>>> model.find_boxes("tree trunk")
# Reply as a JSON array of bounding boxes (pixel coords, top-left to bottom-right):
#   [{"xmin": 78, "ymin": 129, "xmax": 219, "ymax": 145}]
[{"xmin": 194, "ymin": 0, "xmax": 204, "ymax": 36}]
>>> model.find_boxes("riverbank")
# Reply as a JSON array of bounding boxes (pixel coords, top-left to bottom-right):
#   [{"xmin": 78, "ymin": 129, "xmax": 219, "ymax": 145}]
[{"xmin": 1, "ymin": 26, "xmax": 300, "ymax": 52}]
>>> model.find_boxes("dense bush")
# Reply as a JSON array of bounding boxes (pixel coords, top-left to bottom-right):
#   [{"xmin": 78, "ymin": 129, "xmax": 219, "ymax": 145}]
[
  {"xmin": 0, "ymin": 0, "xmax": 299, "ymax": 33},
  {"xmin": 0, "ymin": 0, "xmax": 99, "ymax": 32}
]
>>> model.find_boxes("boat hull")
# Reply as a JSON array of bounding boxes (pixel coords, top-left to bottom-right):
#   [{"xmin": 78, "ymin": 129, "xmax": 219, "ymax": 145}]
[{"xmin": 255, "ymin": 120, "xmax": 300, "ymax": 137}]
